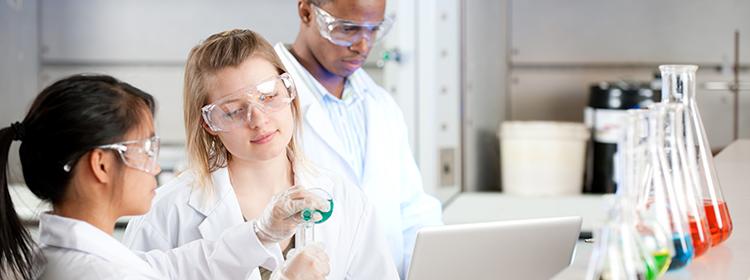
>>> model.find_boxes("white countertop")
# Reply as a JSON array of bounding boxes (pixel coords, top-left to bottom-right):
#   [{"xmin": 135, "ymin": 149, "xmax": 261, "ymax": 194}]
[
  {"xmin": 444, "ymin": 139, "xmax": 750, "ymax": 280},
  {"xmin": 444, "ymin": 193, "xmax": 607, "ymax": 233}
]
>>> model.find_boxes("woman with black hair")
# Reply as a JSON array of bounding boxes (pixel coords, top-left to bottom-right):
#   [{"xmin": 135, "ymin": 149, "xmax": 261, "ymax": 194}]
[{"xmin": 0, "ymin": 74, "xmax": 329, "ymax": 280}]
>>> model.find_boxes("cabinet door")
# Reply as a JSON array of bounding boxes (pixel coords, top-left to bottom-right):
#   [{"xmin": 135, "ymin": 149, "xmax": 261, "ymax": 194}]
[
  {"xmin": 40, "ymin": 0, "xmax": 298, "ymax": 63},
  {"xmin": 510, "ymin": 0, "xmax": 750, "ymax": 64}
]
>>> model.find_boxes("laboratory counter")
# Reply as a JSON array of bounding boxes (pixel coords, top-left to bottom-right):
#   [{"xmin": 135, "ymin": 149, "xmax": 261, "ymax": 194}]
[{"xmin": 444, "ymin": 139, "xmax": 750, "ymax": 280}]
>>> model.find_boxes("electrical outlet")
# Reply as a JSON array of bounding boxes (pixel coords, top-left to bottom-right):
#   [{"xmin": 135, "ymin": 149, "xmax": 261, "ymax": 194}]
[{"xmin": 439, "ymin": 148, "xmax": 455, "ymax": 187}]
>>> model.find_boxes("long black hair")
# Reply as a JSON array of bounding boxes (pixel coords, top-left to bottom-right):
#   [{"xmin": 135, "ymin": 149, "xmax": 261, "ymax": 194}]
[{"xmin": 0, "ymin": 74, "xmax": 155, "ymax": 279}]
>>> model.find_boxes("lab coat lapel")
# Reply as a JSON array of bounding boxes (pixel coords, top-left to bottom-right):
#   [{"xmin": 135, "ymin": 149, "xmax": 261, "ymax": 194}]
[
  {"xmin": 188, "ymin": 168, "xmax": 285, "ymax": 270},
  {"xmin": 187, "ymin": 168, "xmax": 245, "ymax": 240},
  {"xmin": 353, "ymin": 73, "xmax": 382, "ymax": 193},
  {"xmin": 300, "ymin": 90, "xmax": 350, "ymax": 165}
]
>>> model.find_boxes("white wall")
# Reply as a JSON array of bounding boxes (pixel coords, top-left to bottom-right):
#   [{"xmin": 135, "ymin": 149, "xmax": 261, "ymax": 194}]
[
  {"xmin": 38, "ymin": 0, "xmax": 300, "ymax": 144},
  {"xmin": 462, "ymin": 0, "xmax": 508, "ymax": 191},
  {"xmin": 414, "ymin": 0, "xmax": 462, "ymax": 201},
  {"xmin": 1, "ymin": 0, "xmax": 39, "ymax": 184},
  {"xmin": 40, "ymin": 0, "xmax": 299, "ymax": 63}
]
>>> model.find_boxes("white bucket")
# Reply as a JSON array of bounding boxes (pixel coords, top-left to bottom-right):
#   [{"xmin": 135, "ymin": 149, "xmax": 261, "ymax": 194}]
[{"xmin": 499, "ymin": 121, "xmax": 590, "ymax": 196}]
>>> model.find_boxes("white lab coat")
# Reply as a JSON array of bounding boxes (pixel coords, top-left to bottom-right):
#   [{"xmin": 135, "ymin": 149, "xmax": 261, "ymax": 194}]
[
  {"xmin": 122, "ymin": 164, "xmax": 399, "ymax": 280},
  {"xmin": 37, "ymin": 212, "xmax": 271, "ymax": 280},
  {"xmin": 274, "ymin": 43, "xmax": 444, "ymax": 277}
]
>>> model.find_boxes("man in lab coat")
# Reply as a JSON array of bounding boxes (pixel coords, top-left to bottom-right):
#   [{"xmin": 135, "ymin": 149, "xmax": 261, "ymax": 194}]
[{"xmin": 274, "ymin": 0, "xmax": 443, "ymax": 277}]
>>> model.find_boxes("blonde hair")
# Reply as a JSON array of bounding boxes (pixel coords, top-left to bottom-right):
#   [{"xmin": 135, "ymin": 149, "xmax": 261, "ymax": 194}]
[{"xmin": 183, "ymin": 29, "xmax": 303, "ymax": 190}]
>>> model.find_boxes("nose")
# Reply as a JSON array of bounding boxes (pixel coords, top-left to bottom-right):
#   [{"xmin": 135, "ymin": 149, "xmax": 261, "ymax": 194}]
[
  {"xmin": 348, "ymin": 35, "xmax": 371, "ymax": 55},
  {"xmin": 247, "ymin": 105, "xmax": 269, "ymax": 129},
  {"xmin": 153, "ymin": 163, "xmax": 162, "ymax": 175}
]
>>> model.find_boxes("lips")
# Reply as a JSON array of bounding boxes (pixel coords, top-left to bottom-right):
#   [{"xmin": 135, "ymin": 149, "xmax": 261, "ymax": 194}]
[
  {"xmin": 250, "ymin": 131, "xmax": 277, "ymax": 144},
  {"xmin": 342, "ymin": 58, "xmax": 365, "ymax": 68}
]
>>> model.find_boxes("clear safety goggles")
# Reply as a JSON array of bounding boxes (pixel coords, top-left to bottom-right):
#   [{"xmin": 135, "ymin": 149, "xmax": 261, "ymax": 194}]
[
  {"xmin": 97, "ymin": 136, "xmax": 161, "ymax": 175},
  {"xmin": 311, "ymin": 3, "xmax": 394, "ymax": 47},
  {"xmin": 201, "ymin": 73, "xmax": 296, "ymax": 132}
]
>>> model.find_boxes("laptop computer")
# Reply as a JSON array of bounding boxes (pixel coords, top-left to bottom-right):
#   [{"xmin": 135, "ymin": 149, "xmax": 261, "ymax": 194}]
[{"xmin": 407, "ymin": 216, "xmax": 582, "ymax": 280}]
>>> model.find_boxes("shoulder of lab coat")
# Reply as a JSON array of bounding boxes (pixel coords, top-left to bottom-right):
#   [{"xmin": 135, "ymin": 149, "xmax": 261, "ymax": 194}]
[
  {"xmin": 122, "ymin": 170, "xmax": 283, "ymax": 278},
  {"xmin": 122, "ymin": 170, "xmax": 201, "ymax": 250},
  {"xmin": 38, "ymin": 213, "xmax": 162, "ymax": 280},
  {"xmin": 40, "ymin": 246, "xmax": 158, "ymax": 280}
]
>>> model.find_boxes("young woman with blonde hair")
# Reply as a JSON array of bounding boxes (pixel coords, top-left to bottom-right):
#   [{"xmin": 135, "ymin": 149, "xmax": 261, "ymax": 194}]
[{"xmin": 123, "ymin": 29, "xmax": 397, "ymax": 280}]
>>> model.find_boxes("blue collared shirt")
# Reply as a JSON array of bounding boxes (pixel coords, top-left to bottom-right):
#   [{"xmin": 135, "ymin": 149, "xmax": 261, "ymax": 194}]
[{"xmin": 300, "ymin": 74, "xmax": 368, "ymax": 182}]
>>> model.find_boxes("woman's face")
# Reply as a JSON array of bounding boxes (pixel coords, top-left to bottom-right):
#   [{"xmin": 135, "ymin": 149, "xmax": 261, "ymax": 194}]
[
  {"xmin": 206, "ymin": 56, "xmax": 295, "ymax": 163},
  {"xmin": 115, "ymin": 113, "xmax": 160, "ymax": 216}
]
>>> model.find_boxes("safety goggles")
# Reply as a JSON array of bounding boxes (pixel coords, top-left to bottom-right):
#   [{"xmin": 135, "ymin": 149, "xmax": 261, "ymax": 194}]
[
  {"xmin": 311, "ymin": 3, "xmax": 394, "ymax": 47},
  {"xmin": 97, "ymin": 136, "xmax": 161, "ymax": 175},
  {"xmin": 201, "ymin": 73, "xmax": 296, "ymax": 132}
]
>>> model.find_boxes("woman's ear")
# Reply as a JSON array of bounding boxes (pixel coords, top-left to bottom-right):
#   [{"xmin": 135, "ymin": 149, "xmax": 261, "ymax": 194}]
[
  {"xmin": 88, "ymin": 149, "xmax": 114, "ymax": 184},
  {"xmin": 202, "ymin": 120, "xmax": 219, "ymax": 136}
]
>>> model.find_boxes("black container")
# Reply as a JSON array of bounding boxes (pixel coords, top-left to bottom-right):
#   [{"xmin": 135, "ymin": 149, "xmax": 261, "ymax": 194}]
[{"xmin": 583, "ymin": 80, "xmax": 660, "ymax": 193}]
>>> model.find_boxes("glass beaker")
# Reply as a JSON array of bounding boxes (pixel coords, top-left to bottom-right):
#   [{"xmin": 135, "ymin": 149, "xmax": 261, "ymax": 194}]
[
  {"xmin": 643, "ymin": 104, "xmax": 695, "ymax": 270},
  {"xmin": 295, "ymin": 188, "xmax": 334, "ymax": 249},
  {"xmin": 659, "ymin": 65, "xmax": 733, "ymax": 246}
]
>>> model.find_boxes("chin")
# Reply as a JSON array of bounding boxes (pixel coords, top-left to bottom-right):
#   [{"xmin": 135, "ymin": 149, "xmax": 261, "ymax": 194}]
[
  {"xmin": 124, "ymin": 205, "xmax": 151, "ymax": 217},
  {"xmin": 336, "ymin": 67, "xmax": 357, "ymax": 77},
  {"xmin": 248, "ymin": 145, "xmax": 287, "ymax": 161},
  {"xmin": 255, "ymin": 151, "xmax": 286, "ymax": 161}
]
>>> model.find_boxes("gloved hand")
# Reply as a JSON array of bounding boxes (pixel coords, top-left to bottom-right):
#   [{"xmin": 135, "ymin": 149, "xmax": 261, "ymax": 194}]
[
  {"xmin": 255, "ymin": 186, "xmax": 330, "ymax": 244},
  {"xmin": 271, "ymin": 243, "xmax": 330, "ymax": 280}
]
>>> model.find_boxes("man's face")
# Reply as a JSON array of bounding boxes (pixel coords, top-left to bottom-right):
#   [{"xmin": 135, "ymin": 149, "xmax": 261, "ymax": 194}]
[{"xmin": 303, "ymin": 0, "xmax": 386, "ymax": 78}]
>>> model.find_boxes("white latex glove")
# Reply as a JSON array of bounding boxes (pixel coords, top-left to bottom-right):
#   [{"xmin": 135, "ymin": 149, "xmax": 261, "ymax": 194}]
[
  {"xmin": 255, "ymin": 186, "xmax": 330, "ymax": 243},
  {"xmin": 271, "ymin": 243, "xmax": 330, "ymax": 280}
]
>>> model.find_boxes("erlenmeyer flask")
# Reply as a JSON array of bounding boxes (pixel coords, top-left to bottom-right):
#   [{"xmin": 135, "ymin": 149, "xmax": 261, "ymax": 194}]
[
  {"xmin": 661, "ymin": 104, "xmax": 711, "ymax": 257},
  {"xmin": 659, "ymin": 65, "xmax": 733, "ymax": 246},
  {"xmin": 585, "ymin": 199, "xmax": 649, "ymax": 280},
  {"xmin": 619, "ymin": 109, "xmax": 673, "ymax": 279},
  {"xmin": 643, "ymin": 104, "xmax": 694, "ymax": 270}
]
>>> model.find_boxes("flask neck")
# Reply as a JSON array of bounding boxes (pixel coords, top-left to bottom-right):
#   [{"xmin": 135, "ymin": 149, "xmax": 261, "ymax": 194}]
[{"xmin": 659, "ymin": 65, "xmax": 698, "ymax": 104}]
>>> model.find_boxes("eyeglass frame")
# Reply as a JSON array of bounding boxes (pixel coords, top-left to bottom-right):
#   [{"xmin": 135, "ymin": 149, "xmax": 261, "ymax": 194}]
[
  {"xmin": 310, "ymin": 2, "xmax": 395, "ymax": 47},
  {"xmin": 201, "ymin": 73, "xmax": 297, "ymax": 133},
  {"xmin": 63, "ymin": 135, "xmax": 161, "ymax": 175}
]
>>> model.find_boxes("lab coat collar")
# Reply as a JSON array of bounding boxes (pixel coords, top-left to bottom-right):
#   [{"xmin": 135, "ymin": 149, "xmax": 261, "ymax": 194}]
[
  {"xmin": 186, "ymin": 167, "xmax": 245, "ymax": 240},
  {"xmin": 274, "ymin": 43, "xmax": 360, "ymax": 177},
  {"xmin": 187, "ymin": 167, "xmax": 285, "ymax": 269},
  {"xmin": 187, "ymin": 167, "xmax": 234, "ymax": 217},
  {"xmin": 186, "ymin": 164, "xmax": 335, "ymax": 217},
  {"xmin": 359, "ymin": 95, "xmax": 382, "ymax": 189},
  {"xmin": 38, "ymin": 213, "xmax": 160, "ymax": 278}
]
